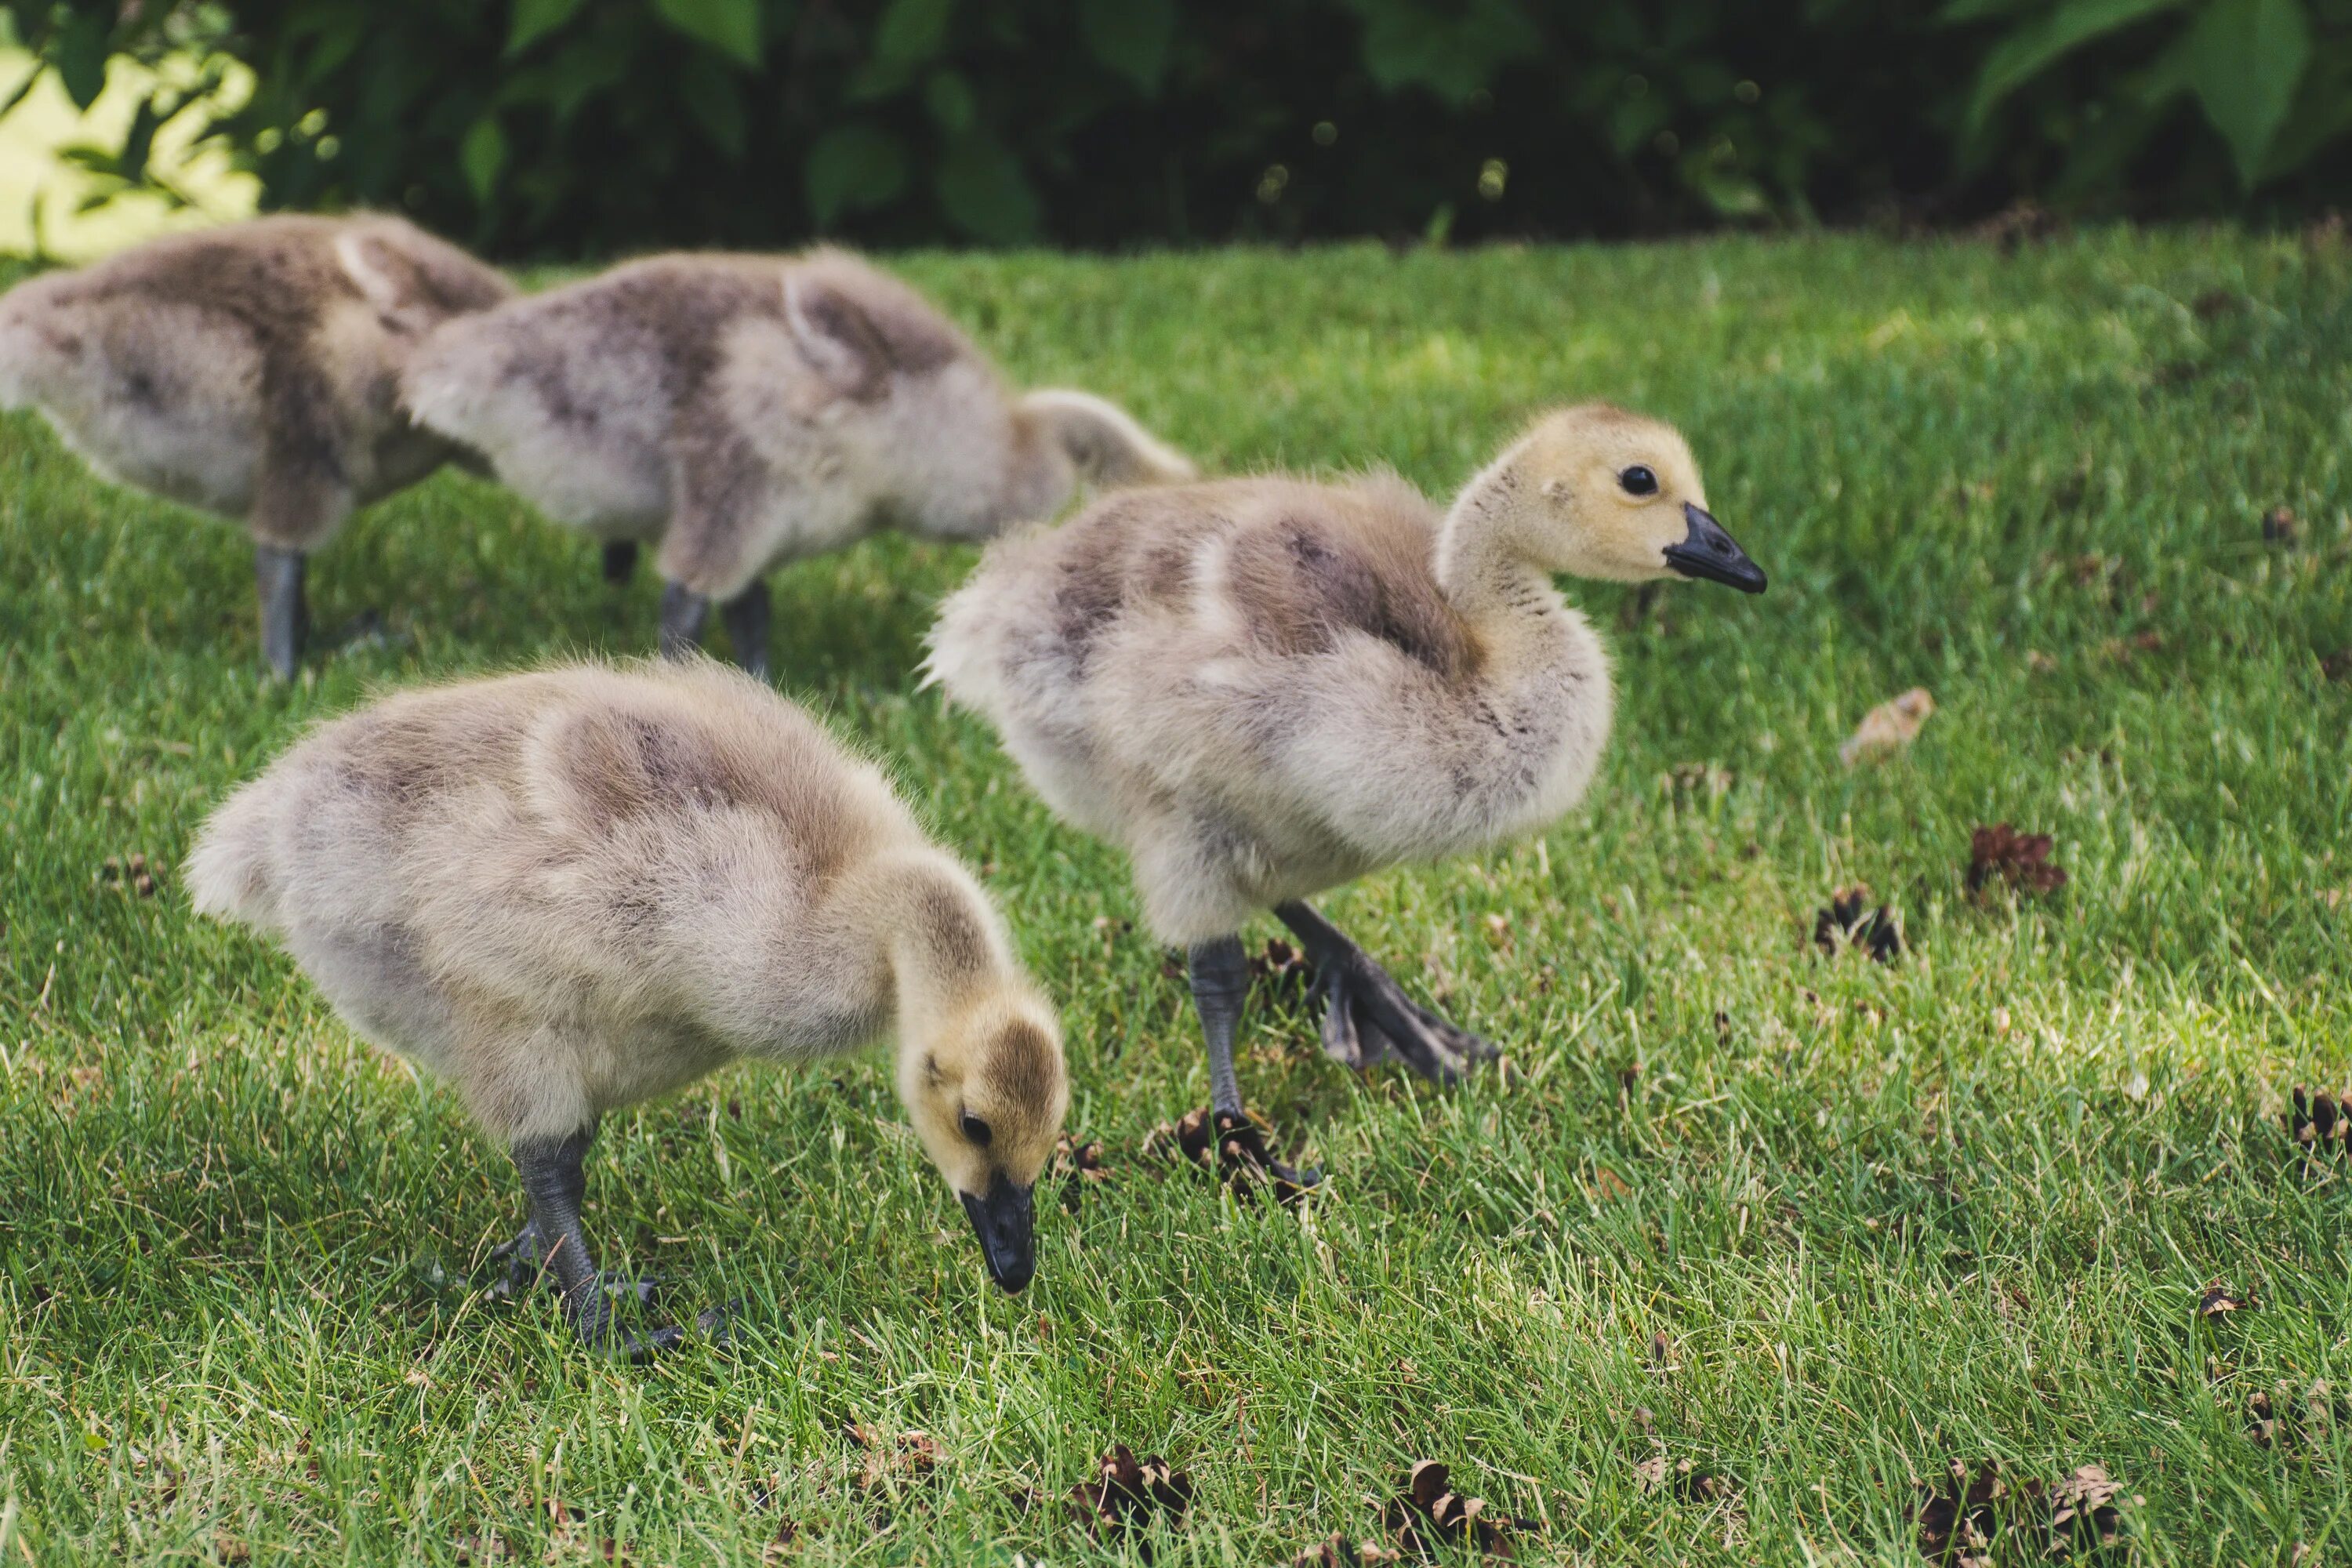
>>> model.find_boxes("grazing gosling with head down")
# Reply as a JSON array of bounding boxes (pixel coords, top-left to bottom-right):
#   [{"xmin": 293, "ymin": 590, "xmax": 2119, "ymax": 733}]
[
  {"xmin": 928, "ymin": 405, "xmax": 1763, "ymax": 1141},
  {"xmin": 0, "ymin": 215, "xmax": 514, "ymax": 677},
  {"xmin": 187, "ymin": 659, "xmax": 1069, "ymax": 1354},
  {"xmin": 401, "ymin": 249, "xmax": 1194, "ymax": 677}
]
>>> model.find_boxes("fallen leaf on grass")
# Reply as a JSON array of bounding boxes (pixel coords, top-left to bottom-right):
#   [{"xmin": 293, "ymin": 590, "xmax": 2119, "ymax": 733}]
[
  {"xmin": 1967, "ymin": 826, "xmax": 2067, "ymax": 897},
  {"xmin": 1814, "ymin": 888, "xmax": 1902, "ymax": 963},
  {"xmin": 1051, "ymin": 1134, "xmax": 1111, "ymax": 1210},
  {"xmin": 2285, "ymin": 1087, "xmax": 2351, "ymax": 1164},
  {"xmin": 1066, "ymin": 1445, "xmax": 1192, "ymax": 1555},
  {"xmin": 2249, "ymin": 1381, "xmax": 2343, "ymax": 1448},
  {"xmin": 845, "ymin": 1423, "xmax": 939, "ymax": 1490},
  {"xmin": 1250, "ymin": 937, "xmax": 1317, "ymax": 1005},
  {"xmin": 1634, "ymin": 1454, "xmax": 1738, "ymax": 1507},
  {"xmin": 1382, "ymin": 1460, "xmax": 1520, "ymax": 1561},
  {"xmin": 2198, "ymin": 1282, "xmax": 2254, "ymax": 1319},
  {"xmin": 1911, "ymin": 1459, "xmax": 2132, "ymax": 1565},
  {"xmin": 1839, "ymin": 688, "xmax": 1935, "ymax": 768},
  {"xmin": 100, "ymin": 852, "xmax": 158, "ymax": 898},
  {"xmin": 1293, "ymin": 1534, "xmax": 1399, "ymax": 1566},
  {"xmin": 1142, "ymin": 1107, "xmax": 1318, "ymax": 1204}
]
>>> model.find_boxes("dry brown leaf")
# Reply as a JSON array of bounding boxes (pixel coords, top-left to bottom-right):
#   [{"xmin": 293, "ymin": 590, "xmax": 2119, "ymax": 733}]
[{"xmin": 1839, "ymin": 688, "xmax": 1935, "ymax": 767}]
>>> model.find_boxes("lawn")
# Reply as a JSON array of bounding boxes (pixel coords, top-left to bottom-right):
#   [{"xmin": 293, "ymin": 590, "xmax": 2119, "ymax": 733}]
[{"xmin": 1, "ymin": 231, "xmax": 2347, "ymax": 1566}]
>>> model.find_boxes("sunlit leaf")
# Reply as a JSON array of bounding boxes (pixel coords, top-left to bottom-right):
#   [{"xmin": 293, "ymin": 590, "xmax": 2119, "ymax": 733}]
[
  {"xmin": 923, "ymin": 69, "xmax": 975, "ymax": 133},
  {"xmin": 1349, "ymin": 0, "xmax": 1541, "ymax": 107},
  {"xmin": 1078, "ymin": 0, "xmax": 1174, "ymax": 93},
  {"xmin": 935, "ymin": 132, "xmax": 1040, "ymax": 242},
  {"xmin": 507, "ymin": 0, "xmax": 589, "ymax": 56},
  {"xmin": 652, "ymin": 0, "xmax": 764, "ymax": 67},
  {"xmin": 460, "ymin": 114, "xmax": 508, "ymax": 202},
  {"xmin": 804, "ymin": 122, "xmax": 909, "ymax": 227},
  {"xmin": 677, "ymin": 51, "xmax": 748, "ymax": 158},
  {"xmin": 56, "ymin": 5, "xmax": 110, "ymax": 111},
  {"xmin": 2183, "ymin": 0, "xmax": 2311, "ymax": 185},
  {"xmin": 874, "ymin": 0, "xmax": 956, "ymax": 67},
  {"xmin": 1963, "ymin": 0, "xmax": 2184, "ymax": 131}
]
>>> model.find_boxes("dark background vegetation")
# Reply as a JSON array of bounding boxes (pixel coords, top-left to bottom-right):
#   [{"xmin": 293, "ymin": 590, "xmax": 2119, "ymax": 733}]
[{"xmin": 5, "ymin": 0, "xmax": 2350, "ymax": 257}]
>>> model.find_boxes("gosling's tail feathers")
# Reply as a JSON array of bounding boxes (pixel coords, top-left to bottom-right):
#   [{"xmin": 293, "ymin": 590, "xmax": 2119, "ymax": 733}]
[
  {"xmin": 1017, "ymin": 388, "xmax": 1195, "ymax": 489},
  {"xmin": 183, "ymin": 778, "xmax": 286, "ymax": 931}
]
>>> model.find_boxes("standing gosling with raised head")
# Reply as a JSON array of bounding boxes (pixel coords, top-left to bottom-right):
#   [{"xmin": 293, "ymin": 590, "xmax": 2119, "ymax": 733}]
[
  {"xmin": 0, "ymin": 215, "xmax": 514, "ymax": 677},
  {"xmin": 187, "ymin": 659, "xmax": 1069, "ymax": 1354},
  {"xmin": 401, "ymin": 249, "xmax": 1195, "ymax": 678},
  {"xmin": 928, "ymin": 404, "xmax": 1764, "ymax": 1142}
]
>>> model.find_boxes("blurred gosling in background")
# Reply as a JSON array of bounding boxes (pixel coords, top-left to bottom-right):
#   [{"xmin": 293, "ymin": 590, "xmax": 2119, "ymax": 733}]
[
  {"xmin": 401, "ymin": 249, "xmax": 1194, "ymax": 678},
  {"xmin": 0, "ymin": 215, "xmax": 513, "ymax": 677}
]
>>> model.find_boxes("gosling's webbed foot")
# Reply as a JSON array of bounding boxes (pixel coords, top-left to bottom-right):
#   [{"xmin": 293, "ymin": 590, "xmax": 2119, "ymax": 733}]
[
  {"xmin": 1316, "ymin": 960, "xmax": 1498, "ymax": 1080},
  {"xmin": 598, "ymin": 1297, "xmax": 740, "ymax": 1363},
  {"xmin": 487, "ymin": 1221, "xmax": 657, "ymax": 1306},
  {"xmin": 1274, "ymin": 900, "xmax": 1500, "ymax": 1082}
]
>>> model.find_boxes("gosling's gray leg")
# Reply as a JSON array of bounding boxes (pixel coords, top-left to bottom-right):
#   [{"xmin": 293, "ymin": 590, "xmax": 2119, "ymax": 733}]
[
  {"xmin": 509, "ymin": 1123, "xmax": 727, "ymax": 1359},
  {"xmin": 254, "ymin": 544, "xmax": 307, "ymax": 681},
  {"xmin": 657, "ymin": 581, "xmax": 711, "ymax": 662},
  {"xmin": 1187, "ymin": 936, "xmax": 1250, "ymax": 1121},
  {"xmin": 1274, "ymin": 899, "xmax": 1500, "ymax": 1081},
  {"xmin": 720, "ymin": 579, "xmax": 771, "ymax": 681},
  {"xmin": 1186, "ymin": 935, "xmax": 1323, "ymax": 1190},
  {"xmin": 601, "ymin": 541, "xmax": 638, "ymax": 585}
]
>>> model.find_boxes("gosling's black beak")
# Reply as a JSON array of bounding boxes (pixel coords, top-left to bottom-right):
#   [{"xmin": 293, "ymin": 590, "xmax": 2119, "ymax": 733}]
[
  {"xmin": 959, "ymin": 1174, "xmax": 1036, "ymax": 1294},
  {"xmin": 1663, "ymin": 503, "xmax": 1766, "ymax": 594}
]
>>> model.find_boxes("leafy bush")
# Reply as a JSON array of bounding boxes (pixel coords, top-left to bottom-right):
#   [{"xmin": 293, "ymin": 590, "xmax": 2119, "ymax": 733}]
[{"xmin": 2, "ymin": 0, "xmax": 2347, "ymax": 256}]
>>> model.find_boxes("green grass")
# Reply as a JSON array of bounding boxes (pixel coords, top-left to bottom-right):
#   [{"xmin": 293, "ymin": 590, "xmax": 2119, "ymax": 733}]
[{"xmin": 2, "ymin": 231, "xmax": 2349, "ymax": 1566}]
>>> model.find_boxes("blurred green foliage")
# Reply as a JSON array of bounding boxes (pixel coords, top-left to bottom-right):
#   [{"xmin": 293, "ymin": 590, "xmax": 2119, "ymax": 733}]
[{"xmin": 3, "ymin": 0, "xmax": 2349, "ymax": 256}]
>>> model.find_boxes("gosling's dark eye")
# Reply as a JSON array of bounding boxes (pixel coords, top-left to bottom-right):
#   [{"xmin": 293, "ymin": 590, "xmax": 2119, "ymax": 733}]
[
  {"xmin": 960, "ymin": 1112, "xmax": 993, "ymax": 1147},
  {"xmin": 1620, "ymin": 465, "xmax": 1658, "ymax": 497}
]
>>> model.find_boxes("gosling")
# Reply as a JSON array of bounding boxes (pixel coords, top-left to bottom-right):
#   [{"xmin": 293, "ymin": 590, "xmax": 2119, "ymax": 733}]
[
  {"xmin": 0, "ymin": 215, "xmax": 514, "ymax": 677},
  {"xmin": 399, "ymin": 249, "xmax": 1194, "ymax": 678},
  {"xmin": 927, "ymin": 405, "xmax": 1763, "ymax": 1143},
  {"xmin": 187, "ymin": 659, "xmax": 1069, "ymax": 1354}
]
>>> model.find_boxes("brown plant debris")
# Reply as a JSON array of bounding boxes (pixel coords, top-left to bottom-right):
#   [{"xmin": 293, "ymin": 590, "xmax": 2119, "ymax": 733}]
[
  {"xmin": 1142, "ymin": 1106, "xmax": 1319, "ymax": 1203},
  {"xmin": 1911, "ymin": 1459, "xmax": 2132, "ymax": 1565},
  {"xmin": 1382, "ymin": 1460, "xmax": 1521, "ymax": 1561},
  {"xmin": 2285, "ymin": 1087, "xmax": 2351, "ymax": 1164},
  {"xmin": 2198, "ymin": 1282, "xmax": 2254, "ymax": 1319},
  {"xmin": 1293, "ymin": 1534, "xmax": 1400, "ymax": 1566},
  {"xmin": 845, "ymin": 1423, "xmax": 939, "ymax": 1490},
  {"xmin": 1840, "ymin": 687, "xmax": 1936, "ymax": 768},
  {"xmin": 1250, "ymin": 937, "xmax": 1318, "ymax": 1005},
  {"xmin": 1051, "ymin": 1134, "xmax": 1111, "ymax": 1210},
  {"xmin": 1967, "ymin": 825, "xmax": 2067, "ymax": 897},
  {"xmin": 2249, "ymin": 1381, "xmax": 2344, "ymax": 1449},
  {"xmin": 1065, "ymin": 1445, "xmax": 1193, "ymax": 1555},
  {"xmin": 1634, "ymin": 1454, "xmax": 1738, "ymax": 1506},
  {"xmin": 1814, "ymin": 887, "xmax": 1902, "ymax": 963},
  {"xmin": 101, "ymin": 852, "xmax": 158, "ymax": 898}
]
